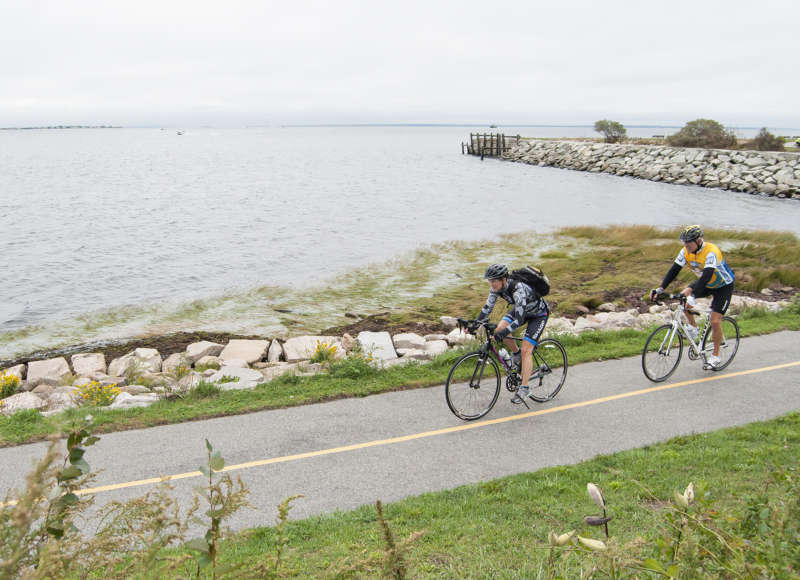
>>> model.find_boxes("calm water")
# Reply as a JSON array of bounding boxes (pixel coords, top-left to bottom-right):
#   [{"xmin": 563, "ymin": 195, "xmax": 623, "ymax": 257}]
[{"xmin": 2, "ymin": 125, "xmax": 799, "ymax": 339}]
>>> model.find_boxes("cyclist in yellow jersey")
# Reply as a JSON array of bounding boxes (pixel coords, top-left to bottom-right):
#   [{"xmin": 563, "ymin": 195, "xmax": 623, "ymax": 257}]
[{"xmin": 650, "ymin": 225, "xmax": 735, "ymax": 369}]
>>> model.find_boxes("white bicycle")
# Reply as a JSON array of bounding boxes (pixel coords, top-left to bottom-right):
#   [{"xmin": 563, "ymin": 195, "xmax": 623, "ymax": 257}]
[{"xmin": 642, "ymin": 293, "xmax": 740, "ymax": 382}]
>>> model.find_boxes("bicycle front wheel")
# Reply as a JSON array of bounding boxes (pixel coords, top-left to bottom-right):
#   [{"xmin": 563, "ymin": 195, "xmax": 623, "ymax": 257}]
[
  {"xmin": 445, "ymin": 352, "xmax": 501, "ymax": 420},
  {"xmin": 642, "ymin": 324, "xmax": 683, "ymax": 382},
  {"xmin": 528, "ymin": 339, "xmax": 568, "ymax": 402},
  {"xmin": 700, "ymin": 316, "xmax": 740, "ymax": 371}
]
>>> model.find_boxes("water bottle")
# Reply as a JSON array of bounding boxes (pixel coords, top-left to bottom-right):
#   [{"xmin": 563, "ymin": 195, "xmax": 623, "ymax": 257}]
[{"xmin": 498, "ymin": 348, "xmax": 512, "ymax": 366}]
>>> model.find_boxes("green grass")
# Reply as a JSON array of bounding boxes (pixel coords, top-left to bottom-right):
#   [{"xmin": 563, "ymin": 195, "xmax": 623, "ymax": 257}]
[
  {"xmin": 200, "ymin": 411, "xmax": 800, "ymax": 577},
  {"xmin": 2, "ymin": 306, "xmax": 798, "ymax": 447}
]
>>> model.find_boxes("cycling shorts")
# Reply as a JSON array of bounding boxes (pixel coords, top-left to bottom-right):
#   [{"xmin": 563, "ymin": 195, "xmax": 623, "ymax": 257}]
[{"xmin": 690, "ymin": 282, "xmax": 734, "ymax": 315}]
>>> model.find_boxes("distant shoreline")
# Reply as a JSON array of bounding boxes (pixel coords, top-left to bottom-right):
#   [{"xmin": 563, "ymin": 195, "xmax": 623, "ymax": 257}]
[{"xmin": 0, "ymin": 125, "xmax": 122, "ymax": 130}]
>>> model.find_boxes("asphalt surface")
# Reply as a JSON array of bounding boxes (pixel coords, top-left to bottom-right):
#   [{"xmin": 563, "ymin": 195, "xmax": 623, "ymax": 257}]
[{"xmin": 1, "ymin": 330, "xmax": 799, "ymax": 532}]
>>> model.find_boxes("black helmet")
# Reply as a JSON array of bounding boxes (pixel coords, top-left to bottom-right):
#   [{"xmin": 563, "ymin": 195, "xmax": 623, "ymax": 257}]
[
  {"xmin": 484, "ymin": 263, "xmax": 508, "ymax": 280},
  {"xmin": 679, "ymin": 225, "xmax": 703, "ymax": 243}
]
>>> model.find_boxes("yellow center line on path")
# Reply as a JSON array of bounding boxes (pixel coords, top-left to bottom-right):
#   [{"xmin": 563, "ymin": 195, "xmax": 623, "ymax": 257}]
[{"xmin": 3, "ymin": 360, "xmax": 799, "ymax": 507}]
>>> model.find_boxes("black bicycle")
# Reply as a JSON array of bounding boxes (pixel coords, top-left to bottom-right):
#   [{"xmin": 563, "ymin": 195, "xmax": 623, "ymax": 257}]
[{"xmin": 445, "ymin": 318, "xmax": 568, "ymax": 420}]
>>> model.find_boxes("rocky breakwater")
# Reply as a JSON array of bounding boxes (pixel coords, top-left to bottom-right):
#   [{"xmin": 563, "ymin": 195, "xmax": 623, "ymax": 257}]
[{"xmin": 503, "ymin": 140, "xmax": 800, "ymax": 198}]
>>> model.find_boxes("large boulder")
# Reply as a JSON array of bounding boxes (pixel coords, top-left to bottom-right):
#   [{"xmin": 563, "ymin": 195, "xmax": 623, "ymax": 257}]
[
  {"xmin": 43, "ymin": 391, "xmax": 78, "ymax": 414},
  {"xmin": 3, "ymin": 364, "xmax": 26, "ymax": 380},
  {"xmin": 108, "ymin": 348, "xmax": 162, "ymax": 376},
  {"xmin": 546, "ymin": 317, "xmax": 574, "ymax": 333},
  {"xmin": 356, "ymin": 331, "xmax": 397, "ymax": 361},
  {"xmin": 177, "ymin": 372, "xmax": 203, "ymax": 392},
  {"xmin": 26, "ymin": 358, "xmax": 71, "ymax": 387},
  {"xmin": 32, "ymin": 384, "xmax": 54, "ymax": 398},
  {"xmin": 122, "ymin": 385, "xmax": 151, "ymax": 395},
  {"xmin": 109, "ymin": 392, "xmax": 159, "ymax": 410},
  {"xmin": 185, "ymin": 341, "xmax": 224, "ymax": 364},
  {"xmin": 71, "ymin": 353, "xmax": 106, "ymax": 376},
  {"xmin": 424, "ymin": 340, "xmax": 449, "ymax": 356},
  {"xmin": 194, "ymin": 355, "xmax": 222, "ymax": 369},
  {"xmin": 219, "ymin": 340, "xmax": 269, "ymax": 364},
  {"xmin": 440, "ymin": 316, "xmax": 458, "ymax": 328},
  {"xmin": 208, "ymin": 366, "xmax": 265, "ymax": 390},
  {"xmin": 282, "ymin": 336, "xmax": 343, "ymax": 363},
  {"xmin": 396, "ymin": 348, "xmax": 432, "ymax": 360},
  {"xmin": 1, "ymin": 392, "xmax": 46, "ymax": 415},
  {"xmin": 267, "ymin": 340, "xmax": 283, "ymax": 363},
  {"xmin": 162, "ymin": 353, "xmax": 189, "ymax": 375},
  {"xmin": 445, "ymin": 328, "xmax": 472, "ymax": 346},
  {"xmin": 133, "ymin": 348, "xmax": 162, "ymax": 372},
  {"xmin": 259, "ymin": 363, "xmax": 301, "ymax": 382},
  {"xmin": 392, "ymin": 333, "xmax": 426, "ymax": 350},
  {"xmin": 573, "ymin": 317, "xmax": 600, "ymax": 333}
]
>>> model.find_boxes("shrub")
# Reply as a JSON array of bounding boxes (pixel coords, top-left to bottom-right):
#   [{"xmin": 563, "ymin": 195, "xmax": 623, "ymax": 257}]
[
  {"xmin": 188, "ymin": 381, "xmax": 221, "ymax": 399},
  {"xmin": 195, "ymin": 361, "xmax": 220, "ymax": 372},
  {"xmin": 667, "ymin": 118, "xmax": 737, "ymax": 149},
  {"xmin": 75, "ymin": 381, "xmax": 121, "ymax": 407},
  {"xmin": 328, "ymin": 356, "xmax": 377, "ymax": 379},
  {"xmin": 310, "ymin": 341, "xmax": 338, "ymax": 365},
  {"xmin": 752, "ymin": 127, "xmax": 784, "ymax": 151},
  {"xmin": 593, "ymin": 120, "xmax": 627, "ymax": 143},
  {"xmin": 1, "ymin": 371, "xmax": 20, "ymax": 399}
]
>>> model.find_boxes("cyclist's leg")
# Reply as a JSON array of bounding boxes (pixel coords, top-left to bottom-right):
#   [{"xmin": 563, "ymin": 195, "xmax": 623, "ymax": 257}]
[
  {"xmin": 499, "ymin": 315, "xmax": 520, "ymax": 355},
  {"xmin": 520, "ymin": 313, "xmax": 549, "ymax": 387},
  {"xmin": 708, "ymin": 284, "xmax": 733, "ymax": 356}
]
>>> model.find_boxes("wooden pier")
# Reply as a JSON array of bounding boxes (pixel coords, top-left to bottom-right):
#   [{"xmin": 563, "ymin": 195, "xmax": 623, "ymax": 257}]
[{"xmin": 462, "ymin": 133, "xmax": 520, "ymax": 159}]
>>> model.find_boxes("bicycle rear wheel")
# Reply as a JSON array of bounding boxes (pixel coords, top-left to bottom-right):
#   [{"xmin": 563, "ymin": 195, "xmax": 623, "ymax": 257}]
[
  {"xmin": 445, "ymin": 352, "xmax": 501, "ymax": 420},
  {"xmin": 527, "ymin": 339, "xmax": 568, "ymax": 402},
  {"xmin": 642, "ymin": 324, "xmax": 683, "ymax": 382},
  {"xmin": 700, "ymin": 316, "xmax": 740, "ymax": 371}
]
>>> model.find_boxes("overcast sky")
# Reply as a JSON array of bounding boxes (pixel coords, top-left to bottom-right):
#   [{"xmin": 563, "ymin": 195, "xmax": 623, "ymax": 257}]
[{"xmin": 2, "ymin": 0, "xmax": 798, "ymax": 127}]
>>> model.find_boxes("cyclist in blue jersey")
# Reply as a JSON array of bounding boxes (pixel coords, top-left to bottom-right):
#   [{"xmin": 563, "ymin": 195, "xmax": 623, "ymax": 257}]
[{"xmin": 471, "ymin": 264, "xmax": 549, "ymax": 403}]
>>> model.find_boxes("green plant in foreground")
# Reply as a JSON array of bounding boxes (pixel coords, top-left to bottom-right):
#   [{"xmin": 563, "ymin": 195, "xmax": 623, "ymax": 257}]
[
  {"xmin": 185, "ymin": 439, "xmax": 251, "ymax": 579},
  {"xmin": 541, "ymin": 471, "xmax": 800, "ymax": 579}
]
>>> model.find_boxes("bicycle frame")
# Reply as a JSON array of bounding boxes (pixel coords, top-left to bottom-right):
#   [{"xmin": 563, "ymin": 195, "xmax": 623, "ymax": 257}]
[
  {"xmin": 659, "ymin": 298, "xmax": 713, "ymax": 359},
  {"xmin": 470, "ymin": 322, "xmax": 547, "ymax": 377}
]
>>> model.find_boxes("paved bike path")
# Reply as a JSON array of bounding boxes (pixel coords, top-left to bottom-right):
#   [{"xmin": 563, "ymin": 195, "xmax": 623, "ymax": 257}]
[{"xmin": 1, "ymin": 330, "xmax": 799, "ymax": 531}]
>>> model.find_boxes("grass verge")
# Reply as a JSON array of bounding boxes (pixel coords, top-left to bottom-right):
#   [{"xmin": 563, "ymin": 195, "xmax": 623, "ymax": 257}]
[
  {"xmin": 197, "ymin": 411, "xmax": 800, "ymax": 577},
  {"xmin": 2, "ymin": 305, "xmax": 799, "ymax": 448}
]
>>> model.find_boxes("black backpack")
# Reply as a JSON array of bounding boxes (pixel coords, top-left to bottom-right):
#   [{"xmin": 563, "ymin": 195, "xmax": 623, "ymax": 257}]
[{"xmin": 510, "ymin": 265, "xmax": 550, "ymax": 297}]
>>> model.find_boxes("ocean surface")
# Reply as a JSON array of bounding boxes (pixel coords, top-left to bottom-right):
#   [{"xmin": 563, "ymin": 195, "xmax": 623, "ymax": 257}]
[{"xmin": 1, "ymin": 125, "xmax": 799, "ymax": 355}]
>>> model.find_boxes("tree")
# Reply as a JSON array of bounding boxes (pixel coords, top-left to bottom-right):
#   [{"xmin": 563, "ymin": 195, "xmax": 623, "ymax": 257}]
[
  {"xmin": 752, "ymin": 127, "xmax": 784, "ymax": 152},
  {"xmin": 594, "ymin": 120, "xmax": 627, "ymax": 143},
  {"xmin": 666, "ymin": 119, "xmax": 736, "ymax": 149}
]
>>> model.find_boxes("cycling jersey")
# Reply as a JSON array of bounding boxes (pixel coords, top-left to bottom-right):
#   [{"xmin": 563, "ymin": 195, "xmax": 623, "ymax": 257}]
[
  {"xmin": 674, "ymin": 242, "xmax": 734, "ymax": 289},
  {"xmin": 476, "ymin": 279, "xmax": 547, "ymax": 333}
]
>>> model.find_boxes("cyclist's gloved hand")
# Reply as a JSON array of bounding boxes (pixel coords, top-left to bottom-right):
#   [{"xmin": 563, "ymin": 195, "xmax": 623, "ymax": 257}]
[
  {"xmin": 467, "ymin": 321, "xmax": 480, "ymax": 334},
  {"xmin": 493, "ymin": 327, "xmax": 510, "ymax": 342},
  {"xmin": 649, "ymin": 287, "xmax": 663, "ymax": 302}
]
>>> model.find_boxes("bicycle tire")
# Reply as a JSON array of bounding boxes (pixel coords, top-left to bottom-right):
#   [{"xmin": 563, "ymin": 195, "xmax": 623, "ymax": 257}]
[
  {"xmin": 445, "ymin": 352, "xmax": 501, "ymax": 420},
  {"xmin": 700, "ymin": 316, "xmax": 740, "ymax": 371},
  {"xmin": 527, "ymin": 338, "xmax": 568, "ymax": 402},
  {"xmin": 642, "ymin": 324, "xmax": 683, "ymax": 382}
]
